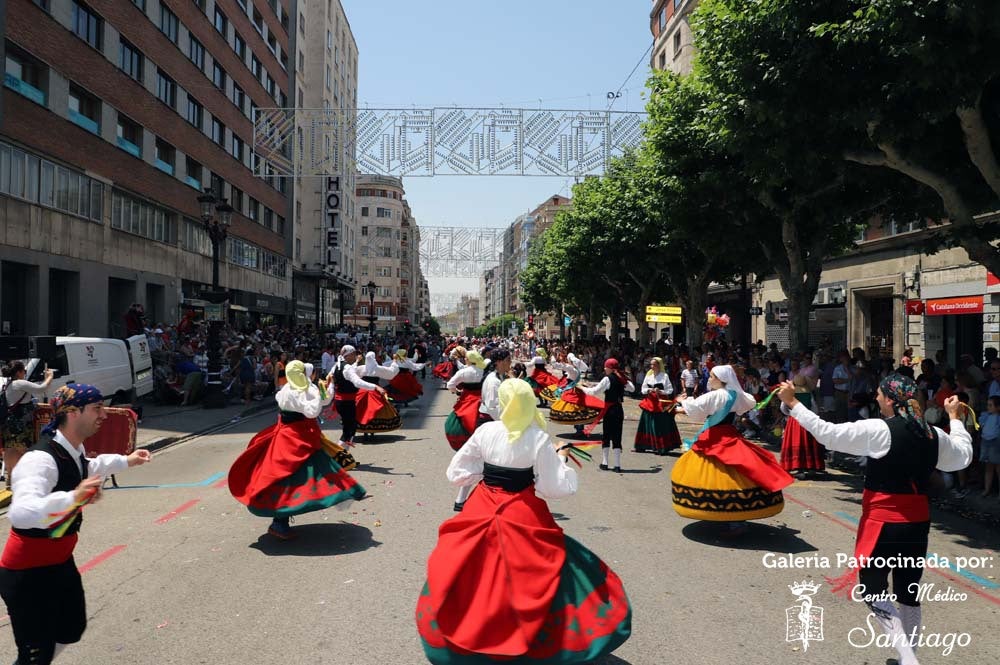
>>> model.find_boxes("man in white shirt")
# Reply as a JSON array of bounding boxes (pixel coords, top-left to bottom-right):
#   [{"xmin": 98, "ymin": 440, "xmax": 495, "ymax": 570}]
[
  {"xmin": 328, "ymin": 346, "xmax": 385, "ymax": 448},
  {"xmin": 778, "ymin": 375, "xmax": 971, "ymax": 665},
  {"xmin": 479, "ymin": 349, "xmax": 511, "ymax": 421},
  {"xmin": 680, "ymin": 361, "xmax": 699, "ymax": 397},
  {"xmin": 0, "ymin": 384, "xmax": 150, "ymax": 665},
  {"xmin": 320, "ymin": 343, "xmax": 336, "ymax": 376}
]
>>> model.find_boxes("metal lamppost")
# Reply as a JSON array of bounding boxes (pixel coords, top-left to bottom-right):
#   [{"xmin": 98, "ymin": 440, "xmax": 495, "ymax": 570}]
[
  {"xmin": 367, "ymin": 280, "xmax": 377, "ymax": 337},
  {"xmin": 197, "ymin": 188, "xmax": 233, "ymax": 409}
]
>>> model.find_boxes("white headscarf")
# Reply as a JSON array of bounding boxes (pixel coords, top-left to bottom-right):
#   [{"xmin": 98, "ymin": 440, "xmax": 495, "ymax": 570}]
[
  {"xmin": 710, "ymin": 365, "xmax": 741, "ymax": 390},
  {"xmin": 364, "ymin": 351, "xmax": 379, "ymax": 376}
]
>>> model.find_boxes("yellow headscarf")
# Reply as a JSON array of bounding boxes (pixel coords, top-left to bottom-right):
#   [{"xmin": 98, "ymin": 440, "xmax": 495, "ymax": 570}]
[
  {"xmin": 465, "ymin": 350, "xmax": 488, "ymax": 370},
  {"xmin": 394, "ymin": 348, "xmax": 408, "ymax": 361},
  {"xmin": 646, "ymin": 357, "xmax": 664, "ymax": 378},
  {"xmin": 499, "ymin": 379, "xmax": 547, "ymax": 443},
  {"xmin": 537, "ymin": 347, "xmax": 549, "ymax": 361}
]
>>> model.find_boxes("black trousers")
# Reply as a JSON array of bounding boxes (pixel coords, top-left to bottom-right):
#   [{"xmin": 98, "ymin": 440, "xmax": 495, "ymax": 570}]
[
  {"xmin": 602, "ymin": 403, "xmax": 624, "ymax": 450},
  {"xmin": 334, "ymin": 398, "xmax": 358, "ymax": 443},
  {"xmin": 0, "ymin": 558, "xmax": 86, "ymax": 664},
  {"xmin": 857, "ymin": 520, "xmax": 930, "ymax": 607}
]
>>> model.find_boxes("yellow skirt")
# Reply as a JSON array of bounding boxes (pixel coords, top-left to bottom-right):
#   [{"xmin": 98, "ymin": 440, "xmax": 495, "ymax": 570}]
[
  {"xmin": 670, "ymin": 449, "xmax": 784, "ymax": 521},
  {"xmin": 548, "ymin": 398, "xmax": 601, "ymax": 425}
]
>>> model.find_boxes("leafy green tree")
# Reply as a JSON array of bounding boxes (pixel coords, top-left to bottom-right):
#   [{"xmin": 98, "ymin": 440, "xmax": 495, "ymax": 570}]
[{"xmin": 422, "ymin": 317, "xmax": 441, "ymax": 337}]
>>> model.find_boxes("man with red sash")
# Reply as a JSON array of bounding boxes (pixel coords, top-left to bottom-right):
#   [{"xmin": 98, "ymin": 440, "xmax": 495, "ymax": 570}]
[
  {"xmin": 0, "ymin": 384, "xmax": 151, "ymax": 664},
  {"xmin": 778, "ymin": 374, "xmax": 971, "ymax": 665}
]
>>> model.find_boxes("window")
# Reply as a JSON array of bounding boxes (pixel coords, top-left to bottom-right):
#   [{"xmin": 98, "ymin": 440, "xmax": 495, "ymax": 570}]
[
  {"xmin": 211, "ymin": 117, "xmax": 225, "ymax": 146},
  {"xmin": 234, "ymin": 33, "xmax": 246, "ymax": 60},
  {"xmin": 0, "ymin": 142, "xmax": 104, "ymax": 221},
  {"xmin": 185, "ymin": 96, "xmax": 203, "ymax": 128},
  {"xmin": 658, "ymin": 51, "xmax": 666, "ymax": 70},
  {"xmin": 267, "ymin": 33, "xmax": 278, "ymax": 56},
  {"xmin": 251, "ymin": 55, "xmax": 262, "ymax": 79},
  {"xmin": 156, "ymin": 69, "xmax": 176, "ymax": 108},
  {"xmin": 5, "ymin": 45, "xmax": 47, "ymax": 105},
  {"xmin": 209, "ymin": 173, "xmax": 223, "ymax": 198},
  {"xmin": 72, "ymin": 2, "xmax": 102, "ymax": 49},
  {"xmin": 116, "ymin": 114, "xmax": 142, "ymax": 157},
  {"xmin": 214, "ymin": 7, "xmax": 228, "ymax": 35},
  {"xmin": 212, "ymin": 62, "xmax": 226, "ymax": 89},
  {"xmin": 185, "ymin": 156, "xmax": 202, "ymax": 189},
  {"xmin": 265, "ymin": 75, "xmax": 275, "ymax": 97},
  {"xmin": 276, "ymin": 215, "xmax": 285, "ymax": 236},
  {"xmin": 376, "ymin": 207, "xmax": 391, "ymax": 218},
  {"xmin": 34, "ymin": 0, "xmax": 51, "ymax": 10},
  {"xmin": 327, "ymin": 29, "xmax": 332, "ymax": 50},
  {"xmin": 232, "ymin": 84, "xmax": 245, "ymax": 111},
  {"xmin": 182, "ymin": 218, "xmax": 211, "ymax": 256},
  {"xmin": 325, "ymin": 65, "xmax": 331, "ymax": 89},
  {"xmin": 263, "ymin": 208, "xmax": 273, "ymax": 230},
  {"xmin": 159, "ymin": 5, "xmax": 178, "ymax": 43},
  {"xmin": 382, "ymin": 247, "xmax": 392, "ymax": 258},
  {"xmin": 154, "ymin": 137, "xmax": 175, "ymax": 175},
  {"xmin": 230, "ymin": 186, "xmax": 244, "ymax": 213},
  {"xmin": 188, "ymin": 37, "xmax": 205, "ymax": 69},
  {"xmin": 112, "ymin": 190, "xmax": 174, "ymax": 243},
  {"xmin": 231, "ymin": 135, "xmax": 244, "ymax": 162},
  {"xmin": 68, "ymin": 84, "xmax": 100, "ymax": 134},
  {"xmin": 673, "ymin": 30, "xmax": 681, "ymax": 55},
  {"xmin": 248, "ymin": 197, "xmax": 259, "ymax": 221},
  {"xmin": 118, "ymin": 38, "xmax": 144, "ymax": 82},
  {"xmin": 361, "ymin": 206, "xmax": 369, "ymax": 217},
  {"xmin": 659, "ymin": 8, "xmax": 667, "ymax": 31},
  {"xmin": 252, "ymin": 7, "xmax": 264, "ymax": 34}
]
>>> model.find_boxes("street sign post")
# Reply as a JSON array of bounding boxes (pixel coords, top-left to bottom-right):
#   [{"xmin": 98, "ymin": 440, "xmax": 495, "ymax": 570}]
[
  {"xmin": 748, "ymin": 306, "xmax": 763, "ymax": 316},
  {"xmin": 645, "ymin": 314, "xmax": 683, "ymax": 324},
  {"xmin": 646, "ymin": 305, "xmax": 682, "ymax": 315}
]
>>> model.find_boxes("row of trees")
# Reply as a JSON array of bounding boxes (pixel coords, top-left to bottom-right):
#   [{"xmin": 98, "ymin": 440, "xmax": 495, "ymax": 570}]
[
  {"xmin": 472, "ymin": 314, "xmax": 525, "ymax": 338},
  {"xmin": 522, "ymin": 0, "xmax": 1000, "ymax": 351}
]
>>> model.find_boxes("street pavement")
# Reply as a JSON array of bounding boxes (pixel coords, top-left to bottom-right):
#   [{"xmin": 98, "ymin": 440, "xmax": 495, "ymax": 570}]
[{"xmin": 1, "ymin": 378, "xmax": 998, "ymax": 664}]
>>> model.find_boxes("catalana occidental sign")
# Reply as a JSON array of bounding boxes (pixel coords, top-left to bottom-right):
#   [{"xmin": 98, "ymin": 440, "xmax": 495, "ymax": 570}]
[{"xmin": 325, "ymin": 176, "xmax": 341, "ymax": 269}]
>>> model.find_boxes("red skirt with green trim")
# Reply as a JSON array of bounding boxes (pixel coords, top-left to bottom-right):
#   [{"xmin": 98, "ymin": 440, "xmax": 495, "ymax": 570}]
[
  {"xmin": 780, "ymin": 417, "xmax": 825, "ymax": 471},
  {"xmin": 634, "ymin": 397, "xmax": 681, "ymax": 453},
  {"xmin": 416, "ymin": 484, "xmax": 631, "ymax": 664},
  {"xmin": 445, "ymin": 390, "xmax": 483, "ymax": 450},
  {"xmin": 228, "ymin": 416, "xmax": 367, "ymax": 518},
  {"xmin": 388, "ymin": 369, "xmax": 424, "ymax": 402}
]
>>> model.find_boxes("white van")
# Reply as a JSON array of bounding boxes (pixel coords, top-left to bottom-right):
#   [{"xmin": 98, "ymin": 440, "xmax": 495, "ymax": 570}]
[{"xmin": 24, "ymin": 336, "xmax": 153, "ymax": 405}]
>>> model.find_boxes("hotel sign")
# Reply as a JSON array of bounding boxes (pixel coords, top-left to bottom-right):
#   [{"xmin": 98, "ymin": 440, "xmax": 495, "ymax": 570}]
[{"xmin": 325, "ymin": 176, "xmax": 341, "ymax": 268}]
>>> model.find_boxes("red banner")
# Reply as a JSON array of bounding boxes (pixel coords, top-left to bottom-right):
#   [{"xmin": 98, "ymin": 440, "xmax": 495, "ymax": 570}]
[
  {"xmin": 925, "ymin": 296, "xmax": 984, "ymax": 316},
  {"xmin": 988, "ymin": 272, "xmax": 1000, "ymax": 294},
  {"xmin": 905, "ymin": 300, "xmax": 925, "ymax": 315}
]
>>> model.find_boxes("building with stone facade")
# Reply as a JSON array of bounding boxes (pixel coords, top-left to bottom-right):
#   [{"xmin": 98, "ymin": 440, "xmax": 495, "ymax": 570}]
[
  {"xmin": 1, "ymin": 0, "xmax": 296, "ymax": 336},
  {"xmin": 290, "ymin": 0, "xmax": 358, "ymax": 328},
  {"xmin": 650, "ymin": 0, "xmax": 699, "ymax": 75},
  {"xmin": 347, "ymin": 174, "xmax": 429, "ymax": 334}
]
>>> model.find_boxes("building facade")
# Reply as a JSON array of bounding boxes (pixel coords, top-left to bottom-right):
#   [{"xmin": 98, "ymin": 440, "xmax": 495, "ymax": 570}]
[
  {"xmin": 650, "ymin": 0, "xmax": 700, "ymax": 74},
  {"xmin": 348, "ymin": 174, "xmax": 429, "ymax": 334},
  {"xmin": 751, "ymin": 218, "xmax": 1000, "ymax": 368},
  {"xmin": 289, "ymin": 0, "xmax": 358, "ymax": 329},
  {"xmin": 1, "ymin": 0, "xmax": 294, "ymax": 336}
]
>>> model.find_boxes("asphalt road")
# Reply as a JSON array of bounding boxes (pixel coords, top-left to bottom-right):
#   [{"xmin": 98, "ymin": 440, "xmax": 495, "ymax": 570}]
[{"xmin": 1, "ymin": 378, "xmax": 998, "ymax": 665}]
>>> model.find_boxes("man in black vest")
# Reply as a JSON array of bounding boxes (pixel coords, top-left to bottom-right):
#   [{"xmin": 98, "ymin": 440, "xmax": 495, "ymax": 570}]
[
  {"xmin": 328, "ymin": 345, "xmax": 385, "ymax": 449},
  {"xmin": 778, "ymin": 374, "xmax": 971, "ymax": 665},
  {"xmin": 0, "ymin": 384, "xmax": 151, "ymax": 664}
]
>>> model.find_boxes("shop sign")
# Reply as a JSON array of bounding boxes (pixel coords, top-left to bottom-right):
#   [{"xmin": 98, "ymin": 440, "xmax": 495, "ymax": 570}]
[
  {"xmin": 905, "ymin": 300, "xmax": 925, "ymax": 315},
  {"xmin": 925, "ymin": 296, "xmax": 984, "ymax": 316},
  {"xmin": 988, "ymin": 272, "xmax": 1000, "ymax": 294}
]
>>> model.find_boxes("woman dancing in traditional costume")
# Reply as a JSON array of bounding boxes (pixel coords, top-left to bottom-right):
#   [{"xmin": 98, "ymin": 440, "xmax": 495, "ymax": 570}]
[
  {"xmin": 548, "ymin": 353, "xmax": 603, "ymax": 435},
  {"xmin": 670, "ymin": 365, "xmax": 793, "ymax": 534},
  {"xmin": 433, "ymin": 346, "xmax": 466, "ymax": 385},
  {"xmin": 356, "ymin": 352, "xmax": 402, "ymax": 438},
  {"xmin": 527, "ymin": 355, "xmax": 560, "ymax": 406},
  {"xmin": 417, "ymin": 380, "xmax": 631, "ymax": 664},
  {"xmin": 635, "ymin": 357, "xmax": 681, "ymax": 455},
  {"xmin": 777, "ymin": 376, "xmax": 972, "ymax": 665},
  {"xmin": 387, "ymin": 348, "xmax": 426, "ymax": 406},
  {"xmin": 228, "ymin": 361, "xmax": 366, "ymax": 541},
  {"xmin": 779, "ymin": 372, "xmax": 825, "ymax": 477},
  {"xmin": 446, "ymin": 351, "xmax": 490, "ymax": 511}
]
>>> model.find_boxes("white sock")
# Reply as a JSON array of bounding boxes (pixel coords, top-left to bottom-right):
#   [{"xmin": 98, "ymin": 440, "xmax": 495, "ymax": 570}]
[
  {"xmin": 601, "ymin": 448, "xmax": 609, "ymax": 466},
  {"xmin": 53, "ymin": 643, "xmax": 68, "ymax": 660},
  {"xmin": 455, "ymin": 484, "xmax": 473, "ymax": 504},
  {"xmin": 613, "ymin": 449, "xmax": 622, "ymax": 469},
  {"xmin": 870, "ymin": 600, "xmax": 919, "ymax": 665},
  {"xmin": 898, "ymin": 604, "xmax": 922, "ymax": 657}
]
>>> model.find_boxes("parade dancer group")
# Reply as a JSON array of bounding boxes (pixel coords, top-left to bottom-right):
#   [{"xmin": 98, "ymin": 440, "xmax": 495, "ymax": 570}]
[{"xmin": 0, "ymin": 334, "xmax": 977, "ymax": 664}]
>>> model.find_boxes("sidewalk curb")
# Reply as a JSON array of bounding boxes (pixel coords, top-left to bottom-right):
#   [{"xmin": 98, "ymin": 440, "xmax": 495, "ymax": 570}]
[{"xmin": 138, "ymin": 402, "xmax": 276, "ymax": 455}]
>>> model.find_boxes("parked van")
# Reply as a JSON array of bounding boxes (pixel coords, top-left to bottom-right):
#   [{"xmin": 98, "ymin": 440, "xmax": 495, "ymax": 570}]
[{"xmin": 24, "ymin": 336, "xmax": 153, "ymax": 404}]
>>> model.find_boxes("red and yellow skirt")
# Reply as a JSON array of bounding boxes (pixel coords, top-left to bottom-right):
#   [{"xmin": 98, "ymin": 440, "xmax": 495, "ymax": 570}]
[
  {"xmin": 417, "ymin": 484, "xmax": 631, "ymax": 663},
  {"xmin": 671, "ymin": 424, "xmax": 793, "ymax": 521},
  {"xmin": 548, "ymin": 388, "xmax": 603, "ymax": 425},
  {"xmin": 356, "ymin": 390, "xmax": 402, "ymax": 434}
]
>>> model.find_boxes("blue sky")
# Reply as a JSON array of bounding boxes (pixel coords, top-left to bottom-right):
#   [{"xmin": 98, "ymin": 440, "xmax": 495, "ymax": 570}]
[{"xmin": 340, "ymin": 0, "xmax": 653, "ymax": 306}]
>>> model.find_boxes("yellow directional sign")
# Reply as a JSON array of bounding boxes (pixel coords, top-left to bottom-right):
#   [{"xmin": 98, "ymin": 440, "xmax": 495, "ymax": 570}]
[
  {"xmin": 645, "ymin": 314, "xmax": 683, "ymax": 324},
  {"xmin": 645, "ymin": 305, "xmax": 682, "ymax": 315}
]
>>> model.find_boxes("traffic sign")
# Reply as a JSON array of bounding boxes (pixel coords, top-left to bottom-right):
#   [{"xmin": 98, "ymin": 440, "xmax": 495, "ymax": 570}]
[
  {"xmin": 748, "ymin": 307, "xmax": 763, "ymax": 316},
  {"xmin": 646, "ymin": 305, "xmax": 682, "ymax": 315},
  {"xmin": 645, "ymin": 314, "xmax": 683, "ymax": 324},
  {"xmin": 563, "ymin": 316, "xmax": 571, "ymax": 327}
]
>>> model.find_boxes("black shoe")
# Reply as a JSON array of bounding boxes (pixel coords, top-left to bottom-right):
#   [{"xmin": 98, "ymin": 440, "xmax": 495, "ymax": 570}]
[
  {"xmin": 613, "ymin": 467, "xmax": 622, "ymax": 473},
  {"xmin": 599, "ymin": 463, "xmax": 609, "ymax": 471},
  {"xmin": 453, "ymin": 501, "xmax": 465, "ymax": 512}
]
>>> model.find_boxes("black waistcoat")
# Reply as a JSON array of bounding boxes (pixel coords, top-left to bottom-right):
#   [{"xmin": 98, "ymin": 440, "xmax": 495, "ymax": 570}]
[
  {"xmin": 13, "ymin": 436, "xmax": 88, "ymax": 538},
  {"xmin": 604, "ymin": 375, "xmax": 625, "ymax": 404},
  {"xmin": 864, "ymin": 416, "xmax": 939, "ymax": 495},
  {"xmin": 333, "ymin": 362, "xmax": 358, "ymax": 396}
]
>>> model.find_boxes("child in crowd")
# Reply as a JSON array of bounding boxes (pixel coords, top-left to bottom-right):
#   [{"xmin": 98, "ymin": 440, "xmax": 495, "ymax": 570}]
[{"xmin": 980, "ymin": 396, "xmax": 1000, "ymax": 498}]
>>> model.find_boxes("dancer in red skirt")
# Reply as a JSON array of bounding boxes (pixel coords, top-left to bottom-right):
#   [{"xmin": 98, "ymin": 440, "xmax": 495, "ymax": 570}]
[
  {"xmin": 229, "ymin": 361, "xmax": 366, "ymax": 540},
  {"xmin": 432, "ymin": 346, "xmax": 466, "ymax": 385},
  {"xmin": 446, "ymin": 351, "xmax": 490, "ymax": 511},
  {"xmin": 527, "ymin": 356, "xmax": 560, "ymax": 406},
  {"xmin": 779, "ymin": 373, "xmax": 825, "ymax": 477},
  {"xmin": 417, "ymin": 379, "xmax": 631, "ymax": 664},
  {"xmin": 635, "ymin": 357, "xmax": 681, "ymax": 455},
  {"xmin": 387, "ymin": 348, "xmax": 426, "ymax": 405}
]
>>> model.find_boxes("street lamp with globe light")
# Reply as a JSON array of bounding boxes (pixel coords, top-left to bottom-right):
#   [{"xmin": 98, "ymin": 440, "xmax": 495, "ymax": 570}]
[{"xmin": 197, "ymin": 188, "xmax": 233, "ymax": 408}]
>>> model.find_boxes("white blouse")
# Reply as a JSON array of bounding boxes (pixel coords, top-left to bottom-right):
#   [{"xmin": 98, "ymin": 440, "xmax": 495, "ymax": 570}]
[
  {"xmin": 582, "ymin": 375, "xmax": 636, "ymax": 399},
  {"xmin": 641, "ymin": 371, "xmax": 673, "ymax": 396},
  {"xmin": 447, "ymin": 366, "xmax": 485, "ymax": 392},
  {"xmin": 395, "ymin": 358, "xmax": 426, "ymax": 371},
  {"xmin": 681, "ymin": 388, "xmax": 756, "ymax": 423},
  {"xmin": 447, "ymin": 421, "xmax": 578, "ymax": 500}
]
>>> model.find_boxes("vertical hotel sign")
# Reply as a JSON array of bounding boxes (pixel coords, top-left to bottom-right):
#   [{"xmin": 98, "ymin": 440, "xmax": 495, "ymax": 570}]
[{"xmin": 325, "ymin": 176, "xmax": 341, "ymax": 269}]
